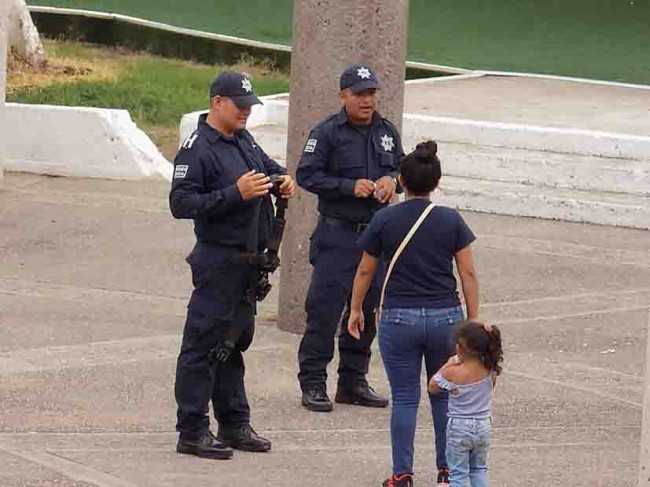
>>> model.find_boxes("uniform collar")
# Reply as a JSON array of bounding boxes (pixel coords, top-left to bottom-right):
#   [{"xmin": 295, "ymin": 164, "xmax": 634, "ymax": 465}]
[
  {"xmin": 198, "ymin": 113, "xmax": 240, "ymax": 144},
  {"xmin": 336, "ymin": 108, "xmax": 382, "ymax": 127}
]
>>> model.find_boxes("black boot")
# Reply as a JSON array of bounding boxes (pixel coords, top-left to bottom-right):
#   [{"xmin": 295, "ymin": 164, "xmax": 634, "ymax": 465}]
[
  {"xmin": 176, "ymin": 431, "xmax": 233, "ymax": 460},
  {"xmin": 335, "ymin": 383, "xmax": 389, "ymax": 408},
  {"xmin": 302, "ymin": 389, "xmax": 334, "ymax": 412},
  {"xmin": 217, "ymin": 424, "xmax": 271, "ymax": 452}
]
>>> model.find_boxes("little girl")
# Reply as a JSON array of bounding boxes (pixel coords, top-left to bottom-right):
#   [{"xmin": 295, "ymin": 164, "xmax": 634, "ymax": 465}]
[{"xmin": 428, "ymin": 321, "xmax": 503, "ymax": 487}]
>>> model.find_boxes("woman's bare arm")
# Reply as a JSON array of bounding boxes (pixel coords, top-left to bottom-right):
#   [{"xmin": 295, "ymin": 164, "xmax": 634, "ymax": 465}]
[
  {"xmin": 347, "ymin": 252, "xmax": 379, "ymax": 339},
  {"xmin": 350, "ymin": 252, "xmax": 379, "ymax": 313},
  {"xmin": 455, "ymin": 245, "xmax": 479, "ymax": 320}
]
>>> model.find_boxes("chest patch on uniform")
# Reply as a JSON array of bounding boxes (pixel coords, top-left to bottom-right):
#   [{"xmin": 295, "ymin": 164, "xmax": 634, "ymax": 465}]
[
  {"xmin": 380, "ymin": 134, "xmax": 395, "ymax": 152},
  {"xmin": 174, "ymin": 165, "xmax": 189, "ymax": 179},
  {"xmin": 304, "ymin": 139, "xmax": 318, "ymax": 153}
]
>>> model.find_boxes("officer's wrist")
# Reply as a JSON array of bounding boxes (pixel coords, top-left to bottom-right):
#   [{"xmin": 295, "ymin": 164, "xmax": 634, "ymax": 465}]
[{"xmin": 382, "ymin": 175, "xmax": 397, "ymax": 190}]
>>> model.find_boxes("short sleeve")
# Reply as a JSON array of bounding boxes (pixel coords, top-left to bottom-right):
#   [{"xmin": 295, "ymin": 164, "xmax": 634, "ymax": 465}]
[
  {"xmin": 357, "ymin": 213, "xmax": 384, "ymax": 258},
  {"xmin": 432, "ymin": 372, "xmax": 457, "ymax": 392},
  {"xmin": 455, "ymin": 211, "xmax": 476, "ymax": 252}
]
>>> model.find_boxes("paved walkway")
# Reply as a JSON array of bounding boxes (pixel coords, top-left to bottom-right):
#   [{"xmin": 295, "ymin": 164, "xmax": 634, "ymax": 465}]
[
  {"xmin": 1, "ymin": 173, "xmax": 649, "ymax": 486},
  {"xmin": 405, "ymin": 75, "xmax": 650, "ymax": 135},
  {"xmin": 261, "ymin": 75, "xmax": 650, "ymax": 134}
]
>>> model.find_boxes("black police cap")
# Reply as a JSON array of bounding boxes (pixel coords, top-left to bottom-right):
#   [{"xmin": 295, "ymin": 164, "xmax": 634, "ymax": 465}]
[
  {"xmin": 340, "ymin": 64, "xmax": 380, "ymax": 93},
  {"xmin": 209, "ymin": 71, "xmax": 263, "ymax": 108}
]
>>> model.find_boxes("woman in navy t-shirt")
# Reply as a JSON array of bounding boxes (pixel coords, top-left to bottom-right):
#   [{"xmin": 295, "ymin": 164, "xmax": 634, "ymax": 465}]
[{"xmin": 348, "ymin": 141, "xmax": 479, "ymax": 487}]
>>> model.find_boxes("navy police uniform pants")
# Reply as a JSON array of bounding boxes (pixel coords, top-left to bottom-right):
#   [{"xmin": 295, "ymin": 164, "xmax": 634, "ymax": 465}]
[
  {"xmin": 175, "ymin": 243, "xmax": 254, "ymax": 439},
  {"xmin": 298, "ymin": 220, "xmax": 384, "ymax": 392}
]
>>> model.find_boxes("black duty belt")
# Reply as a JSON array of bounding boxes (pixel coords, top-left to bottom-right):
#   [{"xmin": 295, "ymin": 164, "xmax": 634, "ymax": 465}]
[{"xmin": 320, "ymin": 216, "xmax": 370, "ymax": 234}]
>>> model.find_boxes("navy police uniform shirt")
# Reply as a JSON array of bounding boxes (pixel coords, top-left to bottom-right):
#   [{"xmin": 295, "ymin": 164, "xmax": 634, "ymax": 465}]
[
  {"xmin": 169, "ymin": 114, "xmax": 286, "ymax": 252},
  {"xmin": 358, "ymin": 199, "xmax": 476, "ymax": 309},
  {"xmin": 296, "ymin": 109, "xmax": 405, "ymax": 224}
]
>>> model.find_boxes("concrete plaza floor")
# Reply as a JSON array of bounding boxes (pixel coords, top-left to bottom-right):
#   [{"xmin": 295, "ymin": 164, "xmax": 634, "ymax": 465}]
[{"xmin": 1, "ymin": 172, "xmax": 649, "ymax": 486}]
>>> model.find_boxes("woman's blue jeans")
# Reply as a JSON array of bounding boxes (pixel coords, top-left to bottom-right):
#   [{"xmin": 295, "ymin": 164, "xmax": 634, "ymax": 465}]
[{"xmin": 378, "ymin": 306, "xmax": 464, "ymax": 476}]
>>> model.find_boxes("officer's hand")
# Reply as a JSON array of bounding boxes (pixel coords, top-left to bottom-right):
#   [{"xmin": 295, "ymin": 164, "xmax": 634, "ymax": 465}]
[
  {"xmin": 347, "ymin": 309, "xmax": 365, "ymax": 340},
  {"xmin": 354, "ymin": 179, "xmax": 376, "ymax": 199},
  {"xmin": 278, "ymin": 175, "xmax": 297, "ymax": 199},
  {"xmin": 237, "ymin": 170, "xmax": 273, "ymax": 201},
  {"xmin": 374, "ymin": 176, "xmax": 396, "ymax": 204}
]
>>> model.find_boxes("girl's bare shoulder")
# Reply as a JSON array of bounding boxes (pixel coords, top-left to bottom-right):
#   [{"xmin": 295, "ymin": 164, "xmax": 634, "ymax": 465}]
[
  {"xmin": 442, "ymin": 364, "xmax": 466, "ymax": 384},
  {"xmin": 446, "ymin": 362, "xmax": 490, "ymax": 385}
]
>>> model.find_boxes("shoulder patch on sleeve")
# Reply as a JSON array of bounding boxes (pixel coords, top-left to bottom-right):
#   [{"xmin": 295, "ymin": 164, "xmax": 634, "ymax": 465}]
[
  {"xmin": 174, "ymin": 165, "xmax": 189, "ymax": 179},
  {"xmin": 304, "ymin": 139, "xmax": 318, "ymax": 153}
]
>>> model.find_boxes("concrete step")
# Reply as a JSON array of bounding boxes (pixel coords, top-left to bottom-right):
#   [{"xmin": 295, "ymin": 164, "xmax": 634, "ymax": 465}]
[
  {"xmin": 251, "ymin": 124, "xmax": 650, "ymax": 229},
  {"xmin": 436, "ymin": 176, "xmax": 650, "ymax": 229},
  {"xmin": 423, "ymin": 141, "xmax": 650, "ymax": 196},
  {"xmin": 262, "ymin": 161, "xmax": 650, "ymax": 229},
  {"xmin": 250, "ymin": 124, "xmax": 650, "ymax": 196}
]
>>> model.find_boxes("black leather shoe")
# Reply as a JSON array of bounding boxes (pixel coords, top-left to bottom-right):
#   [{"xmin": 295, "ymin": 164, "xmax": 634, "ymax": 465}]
[
  {"xmin": 217, "ymin": 424, "xmax": 271, "ymax": 452},
  {"xmin": 301, "ymin": 389, "xmax": 334, "ymax": 412},
  {"xmin": 335, "ymin": 384, "xmax": 389, "ymax": 408},
  {"xmin": 176, "ymin": 431, "xmax": 233, "ymax": 460}
]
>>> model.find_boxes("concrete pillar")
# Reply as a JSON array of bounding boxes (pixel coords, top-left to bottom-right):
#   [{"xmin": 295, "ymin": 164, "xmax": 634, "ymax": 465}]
[
  {"xmin": 0, "ymin": 0, "xmax": 10, "ymax": 182},
  {"xmin": 278, "ymin": 0, "xmax": 409, "ymax": 333},
  {"xmin": 640, "ymin": 309, "xmax": 650, "ymax": 484}
]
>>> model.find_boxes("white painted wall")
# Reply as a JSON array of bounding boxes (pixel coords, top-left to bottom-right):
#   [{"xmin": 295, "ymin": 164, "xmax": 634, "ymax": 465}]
[
  {"xmin": 178, "ymin": 99, "xmax": 277, "ymax": 147},
  {"xmin": 402, "ymin": 114, "xmax": 650, "ymax": 162},
  {"xmin": 5, "ymin": 104, "xmax": 172, "ymax": 180},
  {"xmin": 182, "ymin": 97, "xmax": 650, "ymax": 162}
]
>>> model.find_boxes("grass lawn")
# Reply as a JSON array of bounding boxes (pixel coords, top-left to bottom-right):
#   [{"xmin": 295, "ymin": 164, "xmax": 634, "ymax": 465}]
[
  {"xmin": 7, "ymin": 40, "xmax": 290, "ymax": 158},
  {"xmin": 29, "ymin": 0, "xmax": 650, "ymax": 84}
]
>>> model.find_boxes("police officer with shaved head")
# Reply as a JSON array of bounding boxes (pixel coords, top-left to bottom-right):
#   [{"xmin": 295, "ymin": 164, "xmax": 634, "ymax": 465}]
[
  {"xmin": 297, "ymin": 64, "xmax": 404, "ymax": 412},
  {"xmin": 170, "ymin": 72, "xmax": 296, "ymax": 459}
]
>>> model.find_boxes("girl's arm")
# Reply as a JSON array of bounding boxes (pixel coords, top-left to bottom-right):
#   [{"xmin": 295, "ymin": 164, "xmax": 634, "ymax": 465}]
[
  {"xmin": 455, "ymin": 245, "xmax": 479, "ymax": 320},
  {"xmin": 428, "ymin": 355, "xmax": 461, "ymax": 394},
  {"xmin": 347, "ymin": 252, "xmax": 379, "ymax": 340}
]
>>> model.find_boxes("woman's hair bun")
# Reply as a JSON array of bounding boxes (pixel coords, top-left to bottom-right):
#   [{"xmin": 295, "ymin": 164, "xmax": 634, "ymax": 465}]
[{"xmin": 415, "ymin": 140, "xmax": 438, "ymax": 156}]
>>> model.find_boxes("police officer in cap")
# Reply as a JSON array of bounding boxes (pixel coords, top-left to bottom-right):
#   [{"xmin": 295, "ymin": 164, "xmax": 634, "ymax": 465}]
[
  {"xmin": 170, "ymin": 71, "xmax": 296, "ymax": 459},
  {"xmin": 297, "ymin": 64, "xmax": 404, "ymax": 412}
]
